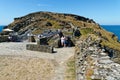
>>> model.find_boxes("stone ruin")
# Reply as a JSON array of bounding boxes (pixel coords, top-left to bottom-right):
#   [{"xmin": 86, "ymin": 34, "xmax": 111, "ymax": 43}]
[
  {"xmin": 26, "ymin": 30, "xmax": 59, "ymax": 53},
  {"xmin": 75, "ymin": 36, "xmax": 120, "ymax": 80},
  {"xmin": 26, "ymin": 29, "xmax": 75, "ymax": 53},
  {"xmin": 26, "ymin": 37, "xmax": 54, "ymax": 53}
]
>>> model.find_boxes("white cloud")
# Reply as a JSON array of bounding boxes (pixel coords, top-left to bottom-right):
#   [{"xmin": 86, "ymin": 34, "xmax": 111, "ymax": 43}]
[{"xmin": 37, "ymin": 4, "xmax": 50, "ymax": 7}]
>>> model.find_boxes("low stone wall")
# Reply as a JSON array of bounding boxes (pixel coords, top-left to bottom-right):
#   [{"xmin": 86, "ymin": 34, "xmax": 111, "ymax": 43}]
[
  {"xmin": 104, "ymin": 46, "xmax": 120, "ymax": 63},
  {"xmin": 75, "ymin": 36, "xmax": 120, "ymax": 80},
  {"xmin": 26, "ymin": 38, "xmax": 54, "ymax": 53},
  {"xmin": 26, "ymin": 44, "xmax": 53, "ymax": 53},
  {"xmin": 75, "ymin": 36, "xmax": 97, "ymax": 80},
  {"xmin": 0, "ymin": 35, "xmax": 9, "ymax": 42}
]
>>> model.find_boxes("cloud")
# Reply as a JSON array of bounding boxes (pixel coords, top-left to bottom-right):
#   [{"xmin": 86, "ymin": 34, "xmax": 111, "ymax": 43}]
[{"xmin": 37, "ymin": 4, "xmax": 50, "ymax": 7}]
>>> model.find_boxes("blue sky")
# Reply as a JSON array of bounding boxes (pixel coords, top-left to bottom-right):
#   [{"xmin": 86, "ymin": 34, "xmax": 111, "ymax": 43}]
[{"xmin": 0, "ymin": 0, "xmax": 120, "ymax": 25}]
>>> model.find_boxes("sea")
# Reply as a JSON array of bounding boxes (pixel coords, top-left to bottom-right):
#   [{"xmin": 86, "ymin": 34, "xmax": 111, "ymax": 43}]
[
  {"xmin": 0, "ymin": 25, "xmax": 5, "ymax": 32},
  {"xmin": 0, "ymin": 25, "xmax": 120, "ymax": 40},
  {"xmin": 101, "ymin": 25, "xmax": 120, "ymax": 40}
]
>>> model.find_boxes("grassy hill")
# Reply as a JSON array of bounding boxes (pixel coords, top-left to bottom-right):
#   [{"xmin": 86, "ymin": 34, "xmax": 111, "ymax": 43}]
[{"xmin": 4, "ymin": 11, "xmax": 120, "ymax": 53}]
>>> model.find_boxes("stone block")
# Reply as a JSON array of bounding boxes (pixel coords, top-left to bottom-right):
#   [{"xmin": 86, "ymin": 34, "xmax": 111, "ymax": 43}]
[{"xmin": 26, "ymin": 44, "xmax": 54, "ymax": 53}]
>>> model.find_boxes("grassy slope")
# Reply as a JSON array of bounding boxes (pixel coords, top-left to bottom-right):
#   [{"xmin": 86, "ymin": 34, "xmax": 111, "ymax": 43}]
[
  {"xmin": 65, "ymin": 56, "xmax": 76, "ymax": 80},
  {"xmin": 6, "ymin": 11, "xmax": 120, "ymax": 53},
  {"xmin": 79, "ymin": 24, "xmax": 120, "ymax": 51}
]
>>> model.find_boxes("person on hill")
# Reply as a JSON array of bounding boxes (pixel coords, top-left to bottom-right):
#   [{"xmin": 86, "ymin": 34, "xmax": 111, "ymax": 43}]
[
  {"xmin": 61, "ymin": 36, "xmax": 65, "ymax": 47},
  {"xmin": 66, "ymin": 36, "xmax": 74, "ymax": 47},
  {"xmin": 74, "ymin": 27, "xmax": 81, "ymax": 37},
  {"xmin": 8, "ymin": 35, "xmax": 12, "ymax": 42},
  {"xmin": 58, "ymin": 29, "xmax": 64, "ymax": 38},
  {"xmin": 64, "ymin": 36, "xmax": 69, "ymax": 47},
  {"xmin": 58, "ymin": 38, "xmax": 62, "ymax": 48}
]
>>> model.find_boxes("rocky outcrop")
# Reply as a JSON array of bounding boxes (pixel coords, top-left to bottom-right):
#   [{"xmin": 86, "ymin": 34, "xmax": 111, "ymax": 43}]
[
  {"xmin": 75, "ymin": 36, "xmax": 120, "ymax": 80},
  {"xmin": 2, "ymin": 12, "xmax": 120, "ymax": 54},
  {"xmin": 104, "ymin": 46, "xmax": 120, "ymax": 64},
  {"xmin": 4, "ymin": 11, "xmax": 97, "ymax": 36}
]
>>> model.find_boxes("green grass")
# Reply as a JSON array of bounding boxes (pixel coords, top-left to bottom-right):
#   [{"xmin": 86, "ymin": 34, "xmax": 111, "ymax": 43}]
[
  {"xmin": 80, "ymin": 28, "xmax": 94, "ymax": 35},
  {"xmin": 65, "ymin": 56, "xmax": 76, "ymax": 80},
  {"xmin": 63, "ymin": 31, "xmax": 73, "ymax": 36},
  {"xmin": 98, "ymin": 29, "xmax": 120, "ymax": 51}
]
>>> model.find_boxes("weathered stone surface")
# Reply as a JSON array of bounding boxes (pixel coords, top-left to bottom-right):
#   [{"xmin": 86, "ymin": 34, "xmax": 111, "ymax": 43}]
[
  {"xmin": 75, "ymin": 36, "xmax": 120, "ymax": 80},
  {"xmin": 0, "ymin": 35, "xmax": 9, "ymax": 42},
  {"xmin": 98, "ymin": 59, "xmax": 113, "ymax": 64},
  {"xmin": 100, "ymin": 52, "xmax": 107, "ymax": 56},
  {"xmin": 26, "ymin": 44, "xmax": 53, "ymax": 53},
  {"xmin": 99, "ymin": 56, "xmax": 110, "ymax": 60},
  {"xmin": 28, "ymin": 35, "xmax": 36, "ymax": 42}
]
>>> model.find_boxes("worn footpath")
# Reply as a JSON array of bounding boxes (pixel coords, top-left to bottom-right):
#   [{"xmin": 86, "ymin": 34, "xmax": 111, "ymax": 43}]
[{"xmin": 0, "ymin": 42, "xmax": 74, "ymax": 80}]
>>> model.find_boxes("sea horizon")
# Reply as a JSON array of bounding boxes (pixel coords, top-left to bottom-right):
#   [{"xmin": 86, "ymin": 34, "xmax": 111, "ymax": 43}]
[
  {"xmin": 101, "ymin": 24, "xmax": 120, "ymax": 26},
  {"xmin": 0, "ymin": 25, "xmax": 5, "ymax": 32},
  {"xmin": 100, "ymin": 25, "xmax": 120, "ymax": 40}
]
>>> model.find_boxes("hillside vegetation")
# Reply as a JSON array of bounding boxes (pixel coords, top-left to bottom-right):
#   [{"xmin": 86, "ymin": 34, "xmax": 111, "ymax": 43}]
[{"xmin": 4, "ymin": 11, "xmax": 120, "ymax": 52}]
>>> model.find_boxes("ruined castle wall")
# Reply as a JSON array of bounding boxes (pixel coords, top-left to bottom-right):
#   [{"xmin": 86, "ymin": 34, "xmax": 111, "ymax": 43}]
[
  {"xmin": 75, "ymin": 36, "xmax": 120, "ymax": 80},
  {"xmin": 26, "ymin": 44, "xmax": 53, "ymax": 53}
]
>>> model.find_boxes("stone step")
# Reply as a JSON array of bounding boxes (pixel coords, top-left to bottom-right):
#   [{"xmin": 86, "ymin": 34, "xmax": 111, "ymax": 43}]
[
  {"xmin": 99, "ymin": 56, "xmax": 110, "ymax": 60},
  {"xmin": 100, "ymin": 52, "xmax": 107, "ymax": 56},
  {"xmin": 98, "ymin": 59, "xmax": 113, "ymax": 64}
]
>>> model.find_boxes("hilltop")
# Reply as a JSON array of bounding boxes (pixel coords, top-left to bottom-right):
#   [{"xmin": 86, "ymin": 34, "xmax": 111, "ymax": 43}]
[
  {"xmin": 1, "ymin": 11, "xmax": 120, "ymax": 80},
  {"xmin": 2, "ymin": 11, "xmax": 120, "ymax": 62},
  {"xmin": 4, "ymin": 11, "xmax": 96, "ymax": 34}
]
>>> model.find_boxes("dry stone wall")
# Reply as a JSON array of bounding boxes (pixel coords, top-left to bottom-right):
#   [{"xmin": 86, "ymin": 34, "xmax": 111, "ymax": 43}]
[
  {"xmin": 26, "ymin": 39, "xmax": 53, "ymax": 53},
  {"xmin": 0, "ymin": 35, "xmax": 9, "ymax": 42},
  {"xmin": 75, "ymin": 36, "xmax": 120, "ymax": 80},
  {"xmin": 26, "ymin": 44, "xmax": 53, "ymax": 53}
]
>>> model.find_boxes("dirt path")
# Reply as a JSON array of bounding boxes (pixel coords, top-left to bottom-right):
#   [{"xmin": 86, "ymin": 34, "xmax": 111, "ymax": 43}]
[
  {"xmin": 53, "ymin": 47, "xmax": 74, "ymax": 80},
  {"xmin": 0, "ymin": 42, "xmax": 75, "ymax": 80}
]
